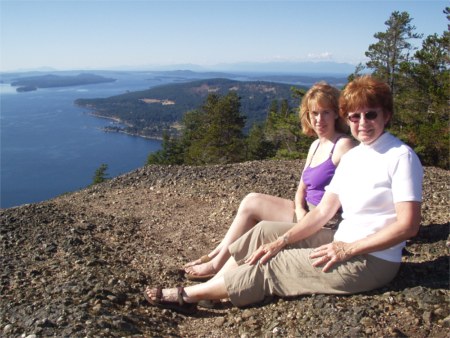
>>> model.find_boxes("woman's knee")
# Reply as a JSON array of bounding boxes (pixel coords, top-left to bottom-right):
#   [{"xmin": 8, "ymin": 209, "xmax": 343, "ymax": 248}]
[
  {"xmin": 242, "ymin": 192, "xmax": 264, "ymax": 204},
  {"xmin": 255, "ymin": 220, "xmax": 292, "ymax": 239},
  {"xmin": 239, "ymin": 192, "xmax": 265, "ymax": 212}
]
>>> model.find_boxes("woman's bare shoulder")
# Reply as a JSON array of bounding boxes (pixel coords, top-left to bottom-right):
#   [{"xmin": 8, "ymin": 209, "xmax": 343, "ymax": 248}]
[
  {"xmin": 336, "ymin": 135, "xmax": 358, "ymax": 149},
  {"xmin": 333, "ymin": 135, "xmax": 358, "ymax": 163}
]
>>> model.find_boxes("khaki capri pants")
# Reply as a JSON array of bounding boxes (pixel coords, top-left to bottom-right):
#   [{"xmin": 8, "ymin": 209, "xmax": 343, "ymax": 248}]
[{"xmin": 224, "ymin": 221, "xmax": 400, "ymax": 307}]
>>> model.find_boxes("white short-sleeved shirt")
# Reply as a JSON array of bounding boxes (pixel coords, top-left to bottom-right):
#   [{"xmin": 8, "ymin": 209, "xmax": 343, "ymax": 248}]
[{"xmin": 326, "ymin": 132, "xmax": 423, "ymax": 262}]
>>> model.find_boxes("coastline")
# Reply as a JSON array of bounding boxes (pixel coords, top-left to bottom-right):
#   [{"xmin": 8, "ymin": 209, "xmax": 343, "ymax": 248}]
[{"xmin": 88, "ymin": 112, "xmax": 164, "ymax": 141}]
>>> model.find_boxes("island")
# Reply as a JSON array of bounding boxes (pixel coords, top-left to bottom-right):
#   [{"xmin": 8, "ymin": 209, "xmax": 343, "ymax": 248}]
[
  {"xmin": 16, "ymin": 85, "xmax": 38, "ymax": 92},
  {"xmin": 75, "ymin": 78, "xmax": 304, "ymax": 139},
  {"xmin": 11, "ymin": 73, "xmax": 116, "ymax": 92}
]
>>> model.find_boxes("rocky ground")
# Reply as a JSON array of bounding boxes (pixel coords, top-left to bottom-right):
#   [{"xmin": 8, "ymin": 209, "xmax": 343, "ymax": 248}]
[{"xmin": 1, "ymin": 159, "xmax": 449, "ymax": 337}]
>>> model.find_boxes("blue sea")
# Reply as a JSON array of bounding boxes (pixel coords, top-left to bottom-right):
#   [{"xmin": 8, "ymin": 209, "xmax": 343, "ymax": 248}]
[{"xmin": 0, "ymin": 72, "xmax": 187, "ymax": 209}]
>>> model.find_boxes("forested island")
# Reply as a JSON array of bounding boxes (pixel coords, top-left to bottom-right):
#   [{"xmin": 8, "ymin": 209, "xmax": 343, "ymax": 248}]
[
  {"xmin": 75, "ymin": 78, "xmax": 303, "ymax": 139},
  {"xmin": 11, "ymin": 73, "xmax": 116, "ymax": 92}
]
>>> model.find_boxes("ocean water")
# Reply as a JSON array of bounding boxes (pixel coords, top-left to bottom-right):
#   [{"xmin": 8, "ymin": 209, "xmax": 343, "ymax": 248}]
[{"xmin": 0, "ymin": 73, "xmax": 176, "ymax": 208}]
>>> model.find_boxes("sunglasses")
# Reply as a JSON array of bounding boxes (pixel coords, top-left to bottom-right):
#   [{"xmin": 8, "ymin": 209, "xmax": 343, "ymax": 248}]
[{"xmin": 347, "ymin": 111, "xmax": 379, "ymax": 122}]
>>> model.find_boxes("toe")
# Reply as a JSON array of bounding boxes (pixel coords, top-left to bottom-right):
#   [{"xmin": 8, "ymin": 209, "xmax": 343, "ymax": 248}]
[
  {"xmin": 144, "ymin": 287, "xmax": 162, "ymax": 302},
  {"xmin": 183, "ymin": 258, "xmax": 201, "ymax": 269}
]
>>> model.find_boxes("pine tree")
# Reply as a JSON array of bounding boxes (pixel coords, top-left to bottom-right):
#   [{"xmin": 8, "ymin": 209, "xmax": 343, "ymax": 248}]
[
  {"xmin": 365, "ymin": 11, "xmax": 422, "ymax": 95},
  {"xmin": 392, "ymin": 9, "xmax": 450, "ymax": 168},
  {"xmin": 147, "ymin": 132, "xmax": 184, "ymax": 165},
  {"xmin": 246, "ymin": 123, "xmax": 276, "ymax": 160},
  {"xmin": 265, "ymin": 98, "xmax": 306, "ymax": 159},
  {"xmin": 186, "ymin": 93, "xmax": 246, "ymax": 165},
  {"xmin": 91, "ymin": 163, "xmax": 109, "ymax": 185}
]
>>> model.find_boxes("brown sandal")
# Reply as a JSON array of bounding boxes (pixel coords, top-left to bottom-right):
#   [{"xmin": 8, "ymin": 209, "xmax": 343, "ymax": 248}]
[
  {"xmin": 185, "ymin": 272, "xmax": 216, "ymax": 282},
  {"xmin": 144, "ymin": 286, "xmax": 197, "ymax": 315}
]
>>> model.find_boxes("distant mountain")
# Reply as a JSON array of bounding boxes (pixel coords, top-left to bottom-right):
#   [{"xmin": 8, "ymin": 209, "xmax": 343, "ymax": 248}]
[
  {"xmin": 209, "ymin": 61, "xmax": 356, "ymax": 75},
  {"xmin": 138, "ymin": 61, "xmax": 356, "ymax": 76},
  {"xmin": 1, "ymin": 61, "xmax": 356, "ymax": 77},
  {"xmin": 75, "ymin": 78, "xmax": 306, "ymax": 139}
]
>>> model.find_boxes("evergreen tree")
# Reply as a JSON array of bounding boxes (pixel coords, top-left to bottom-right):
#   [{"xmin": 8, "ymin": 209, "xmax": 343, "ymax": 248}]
[
  {"xmin": 147, "ymin": 132, "xmax": 184, "ymax": 165},
  {"xmin": 408, "ymin": 33, "xmax": 449, "ymax": 116},
  {"xmin": 246, "ymin": 123, "xmax": 276, "ymax": 160},
  {"xmin": 265, "ymin": 89, "xmax": 308, "ymax": 159},
  {"xmin": 91, "ymin": 163, "xmax": 109, "ymax": 185},
  {"xmin": 391, "ymin": 9, "xmax": 450, "ymax": 168},
  {"xmin": 365, "ymin": 11, "xmax": 422, "ymax": 95},
  {"xmin": 347, "ymin": 63, "xmax": 366, "ymax": 82},
  {"xmin": 147, "ymin": 93, "xmax": 246, "ymax": 165},
  {"xmin": 186, "ymin": 93, "xmax": 246, "ymax": 165},
  {"xmin": 357, "ymin": 8, "xmax": 449, "ymax": 169}
]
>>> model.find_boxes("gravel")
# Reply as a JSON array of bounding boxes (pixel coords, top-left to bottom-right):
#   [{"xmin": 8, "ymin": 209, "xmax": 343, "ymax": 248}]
[{"xmin": 1, "ymin": 159, "xmax": 449, "ymax": 337}]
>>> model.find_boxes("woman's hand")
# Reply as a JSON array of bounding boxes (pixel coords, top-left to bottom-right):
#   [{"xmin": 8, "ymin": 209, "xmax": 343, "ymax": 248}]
[
  {"xmin": 245, "ymin": 237, "xmax": 286, "ymax": 266},
  {"xmin": 310, "ymin": 241, "xmax": 352, "ymax": 272}
]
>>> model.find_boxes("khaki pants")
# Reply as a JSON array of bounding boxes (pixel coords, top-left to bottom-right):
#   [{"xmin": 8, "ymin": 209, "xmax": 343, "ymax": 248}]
[{"xmin": 224, "ymin": 221, "xmax": 400, "ymax": 307}]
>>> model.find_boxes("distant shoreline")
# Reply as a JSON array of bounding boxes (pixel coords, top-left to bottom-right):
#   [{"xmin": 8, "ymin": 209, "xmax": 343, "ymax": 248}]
[{"xmin": 89, "ymin": 112, "xmax": 163, "ymax": 141}]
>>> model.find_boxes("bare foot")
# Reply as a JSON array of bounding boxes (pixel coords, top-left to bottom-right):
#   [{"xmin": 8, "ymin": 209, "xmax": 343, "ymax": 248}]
[
  {"xmin": 185, "ymin": 261, "xmax": 216, "ymax": 277},
  {"xmin": 183, "ymin": 254, "xmax": 211, "ymax": 269}
]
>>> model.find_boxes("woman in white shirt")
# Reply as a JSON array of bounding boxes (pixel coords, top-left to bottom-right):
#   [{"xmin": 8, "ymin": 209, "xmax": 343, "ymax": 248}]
[{"xmin": 143, "ymin": 75, "xmax": 423, "ymax": 314}]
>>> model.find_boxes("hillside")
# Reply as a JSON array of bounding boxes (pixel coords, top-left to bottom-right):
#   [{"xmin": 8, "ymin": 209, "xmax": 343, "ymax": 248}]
[
  {"xmin": 1, "ymin": 160, "xmax": 449, "ymax": 337},
  {"xmin": 75, "ymin": 78, "xmax": 304, "ymax": 138}
]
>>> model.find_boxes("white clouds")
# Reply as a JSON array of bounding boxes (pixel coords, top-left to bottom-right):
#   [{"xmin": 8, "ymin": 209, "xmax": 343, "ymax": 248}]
[{"xmin": 306, "ymin": 52, "xmax": 333, "ymax": 60}]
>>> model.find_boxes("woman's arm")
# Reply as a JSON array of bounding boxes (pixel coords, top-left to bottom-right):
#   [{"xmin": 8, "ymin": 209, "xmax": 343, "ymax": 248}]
[
  {"xmin": 311, "ymin": 201, "xmax": 421, "ymax": 272},
  {"xmin": 294, "ymin": 178, "xmax": 308, "ymax": 220}
]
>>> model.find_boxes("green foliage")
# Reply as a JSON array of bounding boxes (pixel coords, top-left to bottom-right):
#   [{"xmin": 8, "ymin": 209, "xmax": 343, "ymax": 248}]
[
  {"xmin": 360, "ymin": 8, "xmax": 449, "ymax": 169},
  {"xmin": 364, "ymin": 11, "xmax": 423, "ymax": 95},
  {"xmin": 265, "ymin": 97, "xmax": 312, "ymax": 159},
  {"xmin": 273, "ymin": 148, "xmax": 303, "ymax": 160},
  {"xmin": 147, "ymin": 132, "xmax": 184, "ymax": 165},
  {"xmin": 347, "ymin": 63, "xmax": 366, "ymax": 82},
  {"xmin": 151, "ymin": 9, "xmax": 449, "ymax": 169},
  {"xmin": 148, "ymin": 92, "xmax": 247, "ymax": 165},
  {"xmin": 246, "ymin": 123, "xmax": 277, "ymax": 160},
  {"xmin": 413, "ymin": 122, "xmax": 448, "ymax": 169},
  {"xmin": 76, "ymin": 78, "xmax": 299, "ymax": 138},
  {"xmin": 185, "ymin": 93, "xmax": 246, "ymax": 165},
  {"xmin": 91, "ymin": 163, "xmax": 109, "ymax": 185},
  {"xmin": 147, "ymin": 87, "xmax": 315, "ymax": 165}
]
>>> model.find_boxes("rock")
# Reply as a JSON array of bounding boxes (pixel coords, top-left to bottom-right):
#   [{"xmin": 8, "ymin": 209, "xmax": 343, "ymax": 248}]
[
  {"xmin": 3, "ymin": 324, "xmax": 13, "ymax": 335},
  {"xmin": 442, "ymin": 315, "xmax": 450, "ymax": 328},
  {"xmin": 0, "ymin": 161, "xmax": 448, "ymax": 337},
  {"xmin": 214, "ymin": 317, "xmax": 226, "ymax": 327}
]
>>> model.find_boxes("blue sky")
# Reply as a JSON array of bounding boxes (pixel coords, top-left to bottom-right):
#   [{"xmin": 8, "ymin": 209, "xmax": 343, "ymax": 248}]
[{"xmin": 0, "ymin": 0, "xmax": 447, "ymax": 72}]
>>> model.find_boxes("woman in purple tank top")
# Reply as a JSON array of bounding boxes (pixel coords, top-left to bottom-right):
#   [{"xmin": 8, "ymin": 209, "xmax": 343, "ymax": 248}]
[
  {"xmin": 183, "ymin": 82, "xmax": 356, "ymax": 281},
  {"xmin": 301, "ymin": 138, "xmax": 342, "ymax": 207},
  {"xmin": 296, "ymin": 83, "xmax": 357, "ymax": 218}
]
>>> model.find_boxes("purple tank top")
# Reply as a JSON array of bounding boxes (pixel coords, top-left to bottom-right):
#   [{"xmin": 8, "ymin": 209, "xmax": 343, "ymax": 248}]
[{"xmin": 302, "ymin": 139, "xmax": 340, "ymax": 206}]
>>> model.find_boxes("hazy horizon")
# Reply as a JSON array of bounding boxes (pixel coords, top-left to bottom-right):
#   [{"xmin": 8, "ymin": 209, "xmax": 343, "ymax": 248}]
[
  {"xmin": 0, "ymin": 60, "xmax": 358, "ymax": 76},
  {"xmin": 1, "ymin": 0, "xmax": 447, "ymax": 73}
]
